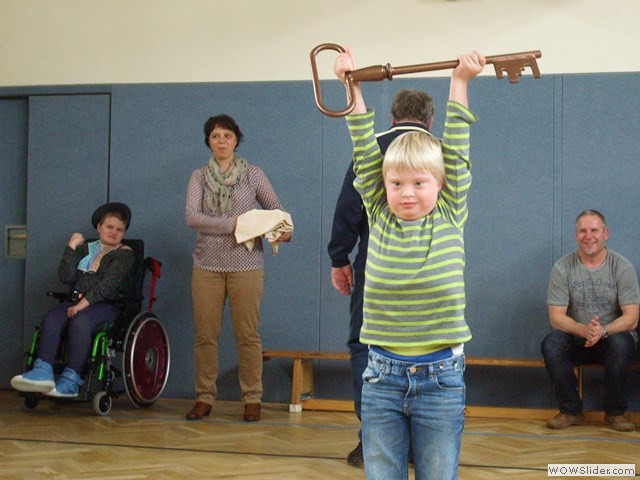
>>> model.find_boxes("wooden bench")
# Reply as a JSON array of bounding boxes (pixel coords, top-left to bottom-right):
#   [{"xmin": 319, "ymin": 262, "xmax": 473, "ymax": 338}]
[
  {"xmin": 263, "ymin": 350, "xmax": 352, "ymax": 412},
  {"xmin": 262, "ymin": 349, "xmax": 639, "ymax": 418}
]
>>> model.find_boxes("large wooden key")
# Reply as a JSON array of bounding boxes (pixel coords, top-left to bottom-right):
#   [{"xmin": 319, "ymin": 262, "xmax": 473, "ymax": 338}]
[{"xmin": 310, "ymin": 43, "xmax": 542, "ymax": 117}]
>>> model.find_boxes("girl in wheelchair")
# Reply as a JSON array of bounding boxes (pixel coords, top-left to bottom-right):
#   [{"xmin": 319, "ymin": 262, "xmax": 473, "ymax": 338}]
[{"xmin": 11, "ymin": 202, "xmax": 134, "ymax": 398}]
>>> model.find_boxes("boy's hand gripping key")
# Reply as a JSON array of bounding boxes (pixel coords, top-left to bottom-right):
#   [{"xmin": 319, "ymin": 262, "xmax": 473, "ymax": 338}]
[{"xmin": 310, "ymin": 44, "xmax": 542, "ymax": 117}]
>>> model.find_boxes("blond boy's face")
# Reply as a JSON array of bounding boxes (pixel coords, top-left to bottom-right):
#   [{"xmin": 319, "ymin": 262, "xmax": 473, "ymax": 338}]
[{"xmin": 384, "ymin": 168, "xmax": 442, "ymax": 221}]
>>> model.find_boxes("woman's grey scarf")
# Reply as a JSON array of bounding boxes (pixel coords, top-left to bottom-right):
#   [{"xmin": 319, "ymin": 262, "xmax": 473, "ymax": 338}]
[{"xmin": 204, "ymin": 155, "xmax": 247, "ymax": 213}]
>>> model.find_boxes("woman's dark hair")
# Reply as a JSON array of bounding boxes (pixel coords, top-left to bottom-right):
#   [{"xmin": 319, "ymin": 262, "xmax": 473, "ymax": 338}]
[{"xmin": 203, "ymin": 114, "xmax": 244, "ymax": 148}]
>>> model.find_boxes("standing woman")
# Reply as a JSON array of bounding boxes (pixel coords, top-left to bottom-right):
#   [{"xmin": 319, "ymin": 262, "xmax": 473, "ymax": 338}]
[{"xmin": 185, "ymin": 114, "xmax": 290, "ymax": 422}]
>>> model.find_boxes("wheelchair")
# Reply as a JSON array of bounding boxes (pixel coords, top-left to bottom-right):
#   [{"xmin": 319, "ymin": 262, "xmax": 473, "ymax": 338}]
[{"xmin": 18, "ymin": 239, "xmax": 171, "ymax": 416}]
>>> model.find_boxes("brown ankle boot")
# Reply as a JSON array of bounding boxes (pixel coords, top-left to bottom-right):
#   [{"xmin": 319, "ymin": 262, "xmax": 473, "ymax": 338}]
[
  {"xmin": 186, "ymin": 401, "xmax": 212, "ymax": 420},
  {"xmin": 243, "ymin": 403, "xmax": 261, "ymax": 422},
  {"xmin": 546, "ymin": 412, "xmax": 584, "ymax": 429},
  {"xmin": 605, "ymin": 413, "xmax": 635, "ymax": 432}
]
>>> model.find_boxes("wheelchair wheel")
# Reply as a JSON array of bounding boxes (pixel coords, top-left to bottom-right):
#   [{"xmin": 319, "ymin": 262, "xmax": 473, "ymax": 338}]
[
  {"xmin": 24, "ymin": 396, "xmax": 39, "ymax": 411},
  {"xmin": 93, "ymin": 391, "xmax": 112, "ymax": 416},
  {"xmin": 122, "ymin": 311, "xmax": 170, "ymax": 408}
]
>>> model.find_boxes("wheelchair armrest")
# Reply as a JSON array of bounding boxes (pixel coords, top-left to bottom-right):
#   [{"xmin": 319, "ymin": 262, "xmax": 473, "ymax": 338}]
[{"xmin": 47, "ymin": 290, "xmax": 70, "ymax": 301}]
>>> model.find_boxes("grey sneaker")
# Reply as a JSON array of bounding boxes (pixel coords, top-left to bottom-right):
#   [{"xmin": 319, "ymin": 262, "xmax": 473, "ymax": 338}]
[
  {"xmin": 605, "ymin": 414, "xmax": 635, "ymax": 432},
  {"xmin": 347, "ymin": 442, "xmax": 363, "ymax": 468},
  {"xmin": 546, "ymin": 412, "xmax": 585, "ymax": 429}
]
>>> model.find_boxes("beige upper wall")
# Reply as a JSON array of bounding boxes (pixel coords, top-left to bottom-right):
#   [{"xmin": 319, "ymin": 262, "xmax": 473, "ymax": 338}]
[{"xmin": 1, "ymin": 0, "xmax": 639, "ymax": 87}]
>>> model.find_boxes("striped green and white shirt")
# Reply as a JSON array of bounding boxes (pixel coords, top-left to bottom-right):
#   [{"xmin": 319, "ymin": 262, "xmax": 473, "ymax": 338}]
[{"xmin": 347, "ymin": 101, "xmax": 477, "ymax": 353}]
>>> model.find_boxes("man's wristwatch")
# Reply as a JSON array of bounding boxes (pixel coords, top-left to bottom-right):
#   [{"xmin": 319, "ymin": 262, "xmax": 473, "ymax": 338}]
[{"xmin": 602, "ymin": 326, "xmax": 609, "ymax": 339}]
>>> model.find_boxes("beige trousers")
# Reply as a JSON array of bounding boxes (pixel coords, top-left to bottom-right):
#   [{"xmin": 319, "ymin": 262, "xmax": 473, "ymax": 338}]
[{"xmin": 191, "ymin": 266, "xmax": 264, "ymax": 405}]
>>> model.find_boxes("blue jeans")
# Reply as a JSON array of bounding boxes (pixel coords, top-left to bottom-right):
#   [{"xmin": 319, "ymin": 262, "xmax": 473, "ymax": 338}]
[
  {"xmin": 361, "ymin": 348, "xmax": 465, "ymax": 480},
  {"xmin": 541, "ymin": 330, "xmax": 637, "ymax": 416}
]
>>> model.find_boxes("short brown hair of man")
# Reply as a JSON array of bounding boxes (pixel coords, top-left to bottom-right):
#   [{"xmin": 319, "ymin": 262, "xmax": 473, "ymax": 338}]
[{"xmin": 391, "ymin": 89, "xmax": 435, "ymax": 125}]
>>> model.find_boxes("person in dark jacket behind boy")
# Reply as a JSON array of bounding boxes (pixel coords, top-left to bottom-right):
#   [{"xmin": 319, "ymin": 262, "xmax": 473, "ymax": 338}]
[{"xmin": 328, "ymin": 88, "xmax": 436, "ymax": 467}]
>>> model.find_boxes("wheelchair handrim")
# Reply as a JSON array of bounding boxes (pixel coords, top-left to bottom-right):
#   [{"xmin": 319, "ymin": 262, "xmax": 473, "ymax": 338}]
[{"xmin": 123, "ymin": 312, "xmax": 170, "ymax": 405}]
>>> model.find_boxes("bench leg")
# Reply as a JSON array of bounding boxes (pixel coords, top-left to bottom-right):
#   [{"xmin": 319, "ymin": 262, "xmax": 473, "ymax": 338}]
[
  {"xmin": 574, "ymin": 366, "xmax": 583, "ymax": 399},
  {"xmin": 289, "ymin": 358, "xmax": 314, "ymax": 413}
]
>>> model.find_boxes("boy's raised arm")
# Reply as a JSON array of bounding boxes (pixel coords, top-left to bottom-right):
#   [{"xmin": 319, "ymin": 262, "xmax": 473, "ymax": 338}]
[
  {"xmin": 334, "ymin": 47, "xmax": 367, "ymax": 115},
  {"xmin": 449, "ymin": 51, "xmax": 486, "ymax": 108}
]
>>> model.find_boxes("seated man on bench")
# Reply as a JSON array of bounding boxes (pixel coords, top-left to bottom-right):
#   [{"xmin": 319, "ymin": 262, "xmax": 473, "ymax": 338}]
[{"xmin": 541, "ymin": 209, "xmax": 639, "ymax": 432}]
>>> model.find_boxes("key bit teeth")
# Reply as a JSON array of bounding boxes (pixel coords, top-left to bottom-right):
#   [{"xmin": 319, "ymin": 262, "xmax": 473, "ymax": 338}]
[
  {"xmin": 493, "ymin": 65, "xmax": 523, "ymax": 83},
  {"xmin": 494, "ymin": 57, "xmax": 541, "ymax": 83}
]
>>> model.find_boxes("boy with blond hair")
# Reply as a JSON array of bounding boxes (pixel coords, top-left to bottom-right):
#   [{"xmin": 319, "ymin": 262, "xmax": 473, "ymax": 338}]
[{"xmin": 334, "ymin": 48, "xmax": 485, "ymax": 480}]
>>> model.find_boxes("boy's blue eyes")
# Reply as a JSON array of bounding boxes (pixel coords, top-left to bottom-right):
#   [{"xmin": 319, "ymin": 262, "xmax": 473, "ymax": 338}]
[{"xmin": 391, "ymin": 181, "xmax": 425, "ymax": 187}]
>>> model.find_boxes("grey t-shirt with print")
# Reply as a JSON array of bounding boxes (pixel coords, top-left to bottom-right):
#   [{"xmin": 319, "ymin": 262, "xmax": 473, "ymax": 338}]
[{"xmin": 547, "ymin": 249, "xmax": 640, "ymax": 326}]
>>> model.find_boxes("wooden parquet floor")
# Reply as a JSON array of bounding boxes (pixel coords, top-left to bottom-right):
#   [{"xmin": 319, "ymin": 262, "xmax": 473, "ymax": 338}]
[{"xmin": 0, "ymin": 390, "xmax": 638, "ymax": 479}]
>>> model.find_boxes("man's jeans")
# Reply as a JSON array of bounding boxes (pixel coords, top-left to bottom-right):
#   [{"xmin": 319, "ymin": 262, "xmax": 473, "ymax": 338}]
[
  {"xmin": 541, "ymin": 330, "xmax": 637, "ymax": 416},
  {"xmin": 347, "ymin": 277, "xmax": 367, "ymax": 427},
  {"xmin": 361, "ymin": 348, "xmax": 465, "ymax": 480}
]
